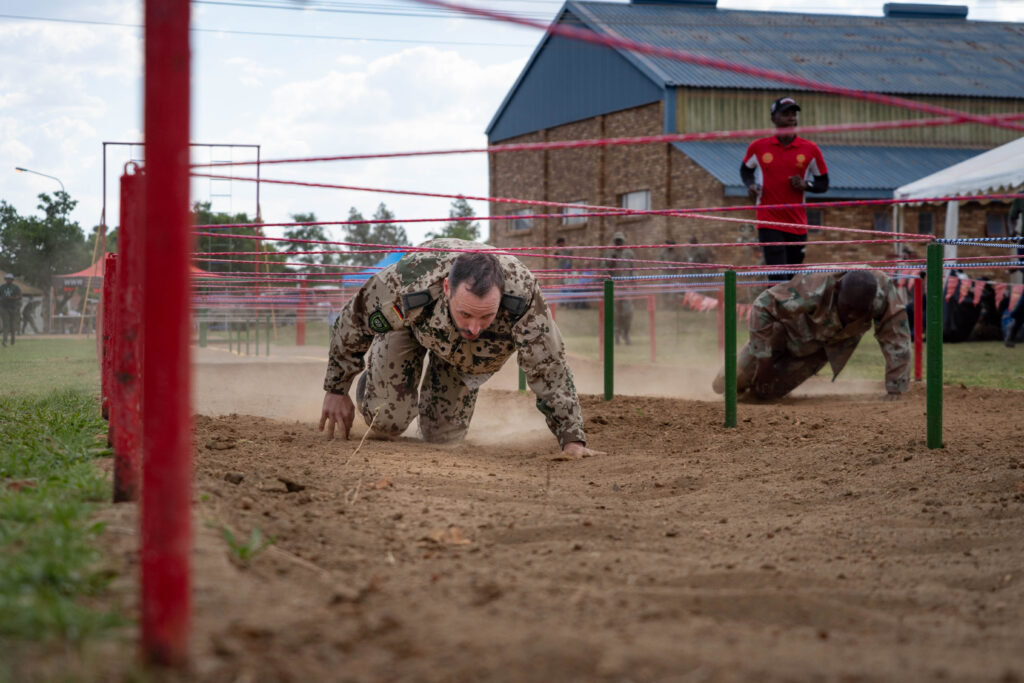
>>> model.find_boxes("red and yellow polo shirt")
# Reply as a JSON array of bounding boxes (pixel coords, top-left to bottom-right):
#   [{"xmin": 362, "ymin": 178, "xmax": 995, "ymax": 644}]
[{"xmin": 743, "ymin": 135, "xmax": 828, "ymax": 235}]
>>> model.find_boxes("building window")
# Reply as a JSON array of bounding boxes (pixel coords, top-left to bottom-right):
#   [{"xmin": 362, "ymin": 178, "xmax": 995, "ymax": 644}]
[
  {"xmin": 873, "ymin": 211, "xmax": 892, "ymax": 232},
  {"xmin": 620, "ymin": 190, "xmax": 651, "ymax": 213},
  {"xmin": 986, "ymin": 212, "xmax": 1007, "ymax": 237},
  {"xmin": 562, "ymin": 201, "xmax": 588, "ymax": 226},
  {"xmin": 509, "ymin": 209, "xmax": 533, "ymax": 232},
  {"xmin": 806, "ymin": 208, "xmax": 823, "ymax": 233},
  {"xmin": 917, "ymin": 212, "xmax": 934, "ymax": 235}
]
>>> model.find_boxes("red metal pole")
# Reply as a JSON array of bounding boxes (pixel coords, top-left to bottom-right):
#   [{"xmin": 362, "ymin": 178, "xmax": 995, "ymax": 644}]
[
  {"xmin": 647, "ymin": 294, "xmax": 656, "ymax": 363},
  {"xmin": 113, "ymin": 170, "xmax": 145, "ymax": 503},
  {"xmin": 142, "ymin": 0, "xmax": 191, "ymax": 667},
  {"xmin": 913, "ymin": 276, "xmax": 923, "ymax": 381},
  {"xmin": 100, "ymin": 253, "xmax": 117, "ymax": 422},
  {"xmin": 550, "ymin": 301, "xmax": 557, "ymax": 322},
  {"xmin": 296, "ymin": 280, "xmax": 307, "ymax": 346}
]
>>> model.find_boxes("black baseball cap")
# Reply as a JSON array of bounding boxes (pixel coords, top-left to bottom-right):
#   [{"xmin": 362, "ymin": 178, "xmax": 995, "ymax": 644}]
[{"xmin": 771, "ymin": 97, "xmax": 801, "ymax": 116}]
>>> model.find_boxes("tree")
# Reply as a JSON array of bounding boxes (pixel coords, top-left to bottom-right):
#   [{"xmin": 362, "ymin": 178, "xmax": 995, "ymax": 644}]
[
  {"xmin": 341, "ymin": 203, "xmax": 409, "ymax": 267},
  {"xmin": 192, "ymin": 201, "xmax": 285, "ymax": 274},
  {"xmin": 426, "ymin": 197, "xmax": 481, "ymax": 241},
  {"xmin": 280, "ymin": 212, "xmax": 339, "ymax": 273},
  {"xmin": 0, "ymin": 192, "xmax": 92, "ymax": 329}
]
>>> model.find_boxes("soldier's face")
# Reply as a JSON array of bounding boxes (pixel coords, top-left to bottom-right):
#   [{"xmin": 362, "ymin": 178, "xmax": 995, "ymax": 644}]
[{"xmin": 444, "ymin": 279, "xmax": 501, "ymax": 341}]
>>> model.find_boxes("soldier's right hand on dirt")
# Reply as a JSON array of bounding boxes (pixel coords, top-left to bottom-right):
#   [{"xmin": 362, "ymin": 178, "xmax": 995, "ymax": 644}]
[{"xmin": 319, "ymin": 392, "xmax": 355, "ymax": 440}]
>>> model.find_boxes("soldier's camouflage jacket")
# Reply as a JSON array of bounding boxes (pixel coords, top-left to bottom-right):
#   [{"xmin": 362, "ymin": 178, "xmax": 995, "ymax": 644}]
[
  {"xmin": 324, "ymin": 238, "xmax": 586, "ymax": 447},
  {"xmin": 748, "ymin": 270, "xmax": 911, "ymax": 393}
]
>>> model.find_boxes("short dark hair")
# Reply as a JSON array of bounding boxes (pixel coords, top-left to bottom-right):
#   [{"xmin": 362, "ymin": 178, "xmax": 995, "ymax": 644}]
[
  {"xmin": 838, "ymin": 270, "xmax": 878, "ymax": 315},
  {"xmin": 449, "ymin": 252, "xmax": 504, "ymax": 298}
]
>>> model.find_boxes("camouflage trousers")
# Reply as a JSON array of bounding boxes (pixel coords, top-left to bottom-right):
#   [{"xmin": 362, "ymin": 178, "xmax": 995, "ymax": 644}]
[
  {"xmin": 356, "ymin": 329, "xmax": 491, "ymax": 443},
  {"xmin": 715, "ymin": 342, "xmax": 828, "ymax": 400}
]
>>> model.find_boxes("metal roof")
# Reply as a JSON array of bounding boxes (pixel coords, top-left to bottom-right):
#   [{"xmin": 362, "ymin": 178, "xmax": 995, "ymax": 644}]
[
  {"xmin": 568, "ymin": 1, "xmax": 1024, "ymax": 98},
  {"xmin": 676, "ymin": 141, "xmax": 982, "ymax": 199}
]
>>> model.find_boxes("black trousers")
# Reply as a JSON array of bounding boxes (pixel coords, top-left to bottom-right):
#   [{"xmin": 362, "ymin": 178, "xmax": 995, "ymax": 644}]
[
  {"xmin": 758, "ymin": 228, "xmax": 807, "ymax": 282},
  {"xmin": 1, "ymin": 307, "xmax": 17, "ymax": 344}
]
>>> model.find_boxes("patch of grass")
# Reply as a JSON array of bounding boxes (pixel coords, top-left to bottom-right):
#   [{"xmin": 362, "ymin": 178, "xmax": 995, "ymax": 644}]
[
  {"xmin": 0, "ymin": 337, "xmax": 100, "ymax": 397},
  {"xmin": 0, "ymin": 390, "xmax": 125, "ymax": 647},
  {"xmin": 208, "ymin": 523, "xmax": 275, "ymax": 566}
]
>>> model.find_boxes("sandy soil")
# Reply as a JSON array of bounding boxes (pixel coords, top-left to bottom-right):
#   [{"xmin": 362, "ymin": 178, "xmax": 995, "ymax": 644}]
[{"xmin": 88, "ymin": 351, "xmax": 1024, "ymax": 683}]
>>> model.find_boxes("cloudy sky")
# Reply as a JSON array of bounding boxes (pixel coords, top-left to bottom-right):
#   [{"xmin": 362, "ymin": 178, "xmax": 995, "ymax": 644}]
[{"xmin": 1, "ymin": 0, "xmax": 1020, "ymax": 246}]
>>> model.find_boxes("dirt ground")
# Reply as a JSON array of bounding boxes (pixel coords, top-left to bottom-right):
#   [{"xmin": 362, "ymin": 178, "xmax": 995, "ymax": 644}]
[{"xmin": 91, "ymin": 348, "xmax": 1024, "ymax": 683}]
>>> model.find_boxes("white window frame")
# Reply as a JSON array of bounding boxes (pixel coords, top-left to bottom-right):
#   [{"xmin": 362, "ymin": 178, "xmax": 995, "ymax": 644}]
[
  {"xmin": 562, "ymin": 200, "xmax": 589, "ymax": 226},
  {"xmin": 620, "ymin": 190, "xmax": 651, "ymax": 213},
  {"xmin": 509, "ymin": 208, "xmax": 533, "ymax": 232}
]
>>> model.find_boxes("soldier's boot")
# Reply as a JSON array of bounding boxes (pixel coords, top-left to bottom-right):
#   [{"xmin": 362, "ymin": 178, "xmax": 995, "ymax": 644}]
[{"xmin": 358, "ymin": 331, "xmax": 427, "ymax": 439}]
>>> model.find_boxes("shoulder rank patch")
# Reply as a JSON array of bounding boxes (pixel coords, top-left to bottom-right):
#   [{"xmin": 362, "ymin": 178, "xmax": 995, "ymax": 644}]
[{"xmin": 368, "ymin": 310, "xmax": 392, "ymax": 333}]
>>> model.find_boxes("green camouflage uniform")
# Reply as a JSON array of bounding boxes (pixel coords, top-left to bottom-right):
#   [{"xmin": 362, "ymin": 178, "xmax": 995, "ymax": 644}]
[
  {"xmin": 725, "ymin": 270, "xmax": 910, "ymax": 399},
  {"xmin": 324, "ymin": 239, "xmax": 586, "ymax": 447}
]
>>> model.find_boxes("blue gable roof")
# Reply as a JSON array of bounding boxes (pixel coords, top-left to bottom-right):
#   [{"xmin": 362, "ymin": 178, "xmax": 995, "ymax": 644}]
[
  {"xmin": 487, "ymin": 7, "xmax": 663, "ymax": 142},
  {"xmin": 488, "ymin": 1, "xmax": 1024, "ymax": 142},
  {"xmin": 675, "ymin": 142, "xmax": 982, "ymax": 199}
]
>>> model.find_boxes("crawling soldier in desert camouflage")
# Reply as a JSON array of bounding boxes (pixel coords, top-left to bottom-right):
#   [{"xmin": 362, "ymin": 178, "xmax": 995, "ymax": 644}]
[
  {"xmin": 712, "ymin": 269, "xmax": 911, "ymax": 400},
  {"xmin": 319, "ymin": 238, "xmax": 602, "ymax": 457}
]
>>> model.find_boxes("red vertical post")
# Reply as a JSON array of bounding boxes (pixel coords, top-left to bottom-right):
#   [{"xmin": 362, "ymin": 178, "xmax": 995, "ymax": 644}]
[
  {"xmin": 550, "ymin": 301, "xmax": 557, "ymax": 322},
  {"xmin": 296, "ymin": 280, "xmax": 307, "ymax": 346},
  {"xmin": 647, "ymin": 294, "xmax": 656, "ymax": 363},
  {"xmin": 913, "ymin": 276, "xmax": 923, "ymax": 381},
  {"xmin": 142, "ymin": 0, "xmax": 191, "ymax": 667},
  {"xmin": 597, "ymin": 300, "xmax": 604, "ymax": 361},
  {"xmin": 717, "ymin": 286, "xmax": 725, "ymax": 352},
  {"xmin": 100, "ymin": 253, "xmax": 118, "ymax": 422},
  {"xmin": 113, "ymin": 170, "xmax": 145, "ymax": 503}
]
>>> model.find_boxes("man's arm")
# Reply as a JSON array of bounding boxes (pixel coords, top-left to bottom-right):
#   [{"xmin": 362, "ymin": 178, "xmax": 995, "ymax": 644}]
[
  {"xmin": 740, "ymin": 164, "xmax": 760, "ymax": 201},
  {"xmin": 514, "ymin": 286, "xmax": 591, "ymax": 451},
  {"xmin": 873, "ymin": 276, "xmax": 912, "ymax": 399},
  {"xmin": 320, "ymin": 275, "xmax": 390, "ymax": 439}
]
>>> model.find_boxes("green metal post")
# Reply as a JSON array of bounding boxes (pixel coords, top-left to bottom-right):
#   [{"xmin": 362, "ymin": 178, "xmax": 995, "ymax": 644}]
[
  {"xmin": 254, "ymin": 313, "xmax": 260, "ymax": 353},
  {"xmin": 228, "ymin": 322, "xmax": 233, "ymax": 353},
  {"xmin": 518, "ymin": 366, "xmax": 526, "ymax": 392},
  {"xmin": 604, "ymin": 280, "xmax": 614, "ymax": 401},
  {"xmin": 926, "ymin": 243, "xmax": 943, "ymax": 449},
  {"xmin": 245, "ymin": 319, "xmax": 250, "ymax": 356},
  {"xmin": 199, "ymin": 321, "xmax": 207, "ymax": 348},
  {"xmin": 265, "ymin": 312, "xmax": 270, "ymax": 356},
  {"xmin": 724, "ymin": 270, "xmax": 737, "ymax": 428}
]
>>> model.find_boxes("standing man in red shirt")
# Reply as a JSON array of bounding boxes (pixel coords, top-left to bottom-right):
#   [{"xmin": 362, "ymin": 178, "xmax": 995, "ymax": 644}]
[{"xmin": 741, "ymin": 96, "xmax": 829, "ymax": 281}]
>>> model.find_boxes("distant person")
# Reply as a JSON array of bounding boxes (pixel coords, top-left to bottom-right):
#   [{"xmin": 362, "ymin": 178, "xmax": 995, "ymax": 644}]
[
  {"xmin": 553, "ymin": 236, "xmax": 573, "ymax": 272},
  {"xmin": 684, "ymin": 235, "xmax": 711, "ymax": 264},
  {"xmin": 1010, "ymin": 197, "xmax": 1024, "ymax": 285},
  {"xmin": 319, "ymin": 238, "xmax": 601, "ymax": 457},
  {"xmin": 1, "ymin": 273, "xmax": 22, "ymax": 347},
  {"xmin": 741, "ymin": 97, "xmax": 829, "ymax": 281},
  {"xmin": 21, "ymin": 296, "xmax": 39, "ymax": 334},
  {"xmin": 606, "ymin": 232, "xmax": 635, "ymax": 345},
  {"xmin": 712, "ymin": 270, "xmax": 910, "ymax": 401}
]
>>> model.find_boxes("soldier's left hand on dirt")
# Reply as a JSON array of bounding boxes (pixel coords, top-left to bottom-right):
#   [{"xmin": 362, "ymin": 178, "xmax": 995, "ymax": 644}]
[{"xmin": 319, "ymin": 392, "xmax": 354, "ymax": 440}]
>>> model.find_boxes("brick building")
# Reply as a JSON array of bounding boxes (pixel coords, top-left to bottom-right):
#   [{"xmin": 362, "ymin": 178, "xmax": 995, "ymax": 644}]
[{"xmin": 486, "ymin": 0, "xmax": 1024, "ymax": 273}]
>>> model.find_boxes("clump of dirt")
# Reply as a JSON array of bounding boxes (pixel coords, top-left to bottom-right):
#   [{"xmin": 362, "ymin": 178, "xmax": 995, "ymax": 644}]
[{"xmin": 91, "ymin": 377, "xmax": 1024, "ymax": 682}]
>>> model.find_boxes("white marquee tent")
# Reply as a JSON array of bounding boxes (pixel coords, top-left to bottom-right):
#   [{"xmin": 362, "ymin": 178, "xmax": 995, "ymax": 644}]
[{"xmin": 894, "ymin": 136, "xmax": 1024, "ymax": 262}]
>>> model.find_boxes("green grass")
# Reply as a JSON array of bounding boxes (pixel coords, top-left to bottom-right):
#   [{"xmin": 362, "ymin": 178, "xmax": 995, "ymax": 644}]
[
  {"xmin": 0, "ymin": 338, "xmax": 100, "ymax": 397},
  {"xmin": 0, "ymin": 390, "xmax": 125, "ymax": 644},
  {"xmin": 0, "ymin": 338, "xmax": 127, "ymax": 679}
]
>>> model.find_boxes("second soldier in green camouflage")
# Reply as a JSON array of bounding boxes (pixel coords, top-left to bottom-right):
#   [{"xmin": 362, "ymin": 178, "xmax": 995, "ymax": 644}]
[{"xmin": 713, "ymin": 269, "xmax": 911, "ymax": 400}]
